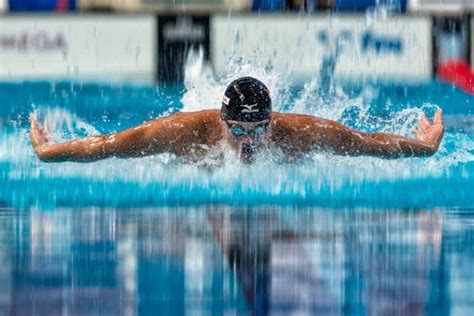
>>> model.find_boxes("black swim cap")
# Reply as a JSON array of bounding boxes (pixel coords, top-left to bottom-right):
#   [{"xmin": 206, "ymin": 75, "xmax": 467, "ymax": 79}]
[{"xmin": 221, "ymin": 77, "xmax": 272, "ymax": 122}]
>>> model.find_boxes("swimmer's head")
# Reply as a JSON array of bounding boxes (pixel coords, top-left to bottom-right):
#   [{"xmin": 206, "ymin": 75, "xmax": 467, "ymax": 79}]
[
  {"xmin": 221, "ymin": 77, "xmax": 271, "ymax": 164},
  {"xmin": 221, "ymin": 77, "xmax": 271, "ymax": 122}
]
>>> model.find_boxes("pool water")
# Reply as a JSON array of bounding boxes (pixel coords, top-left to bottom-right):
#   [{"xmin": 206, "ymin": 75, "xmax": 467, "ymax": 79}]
[
  {"xmin": 0, "ymin": 65, "xmax": 473, "ymax": 314},
  {"xmin": 1, "ymin": 207, "xmax": 473, "ymax": 315}
]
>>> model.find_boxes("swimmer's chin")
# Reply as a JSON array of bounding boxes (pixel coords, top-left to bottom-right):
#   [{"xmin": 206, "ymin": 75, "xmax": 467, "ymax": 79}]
[{"xmin": 239, "ymin": 143, "xmax": 257, "ymax": 164}]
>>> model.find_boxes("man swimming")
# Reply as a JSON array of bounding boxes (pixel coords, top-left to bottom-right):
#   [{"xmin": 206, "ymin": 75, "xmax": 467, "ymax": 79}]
[{"xmin": 30, "ymin": 77, "xmax": 444, "ymax": 164}]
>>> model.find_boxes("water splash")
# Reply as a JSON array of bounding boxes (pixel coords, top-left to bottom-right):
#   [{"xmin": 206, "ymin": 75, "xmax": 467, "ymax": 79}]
[
  {"xmin": 179, "ymin": 48, "xmax": 474, "ymax": 179},
  {"xmin": 181, "ymin": 46, "xmax": 221, "ymax": 112},
  {"xmin": 32, "ymin": 107, "xmax": 100, "ymax": 143},
  {"xmin": 365, "ymin": 0, "xmax": 401, "ymax": 25},
  {"xmin": 182, "ymin": 47, "xmax": 291, "ymax": 113}
]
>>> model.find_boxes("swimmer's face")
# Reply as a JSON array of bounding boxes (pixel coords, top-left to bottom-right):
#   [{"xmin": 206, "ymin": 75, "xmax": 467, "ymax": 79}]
[{"xmin": 225, "ymin": 119, "xmax": 270, "ymax": 164}]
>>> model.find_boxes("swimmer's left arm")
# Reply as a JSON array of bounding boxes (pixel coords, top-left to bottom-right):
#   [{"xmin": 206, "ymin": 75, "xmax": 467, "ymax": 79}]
[{"xmin": 288, "ymin": 110, "xmax": 444, "ymax": 158}]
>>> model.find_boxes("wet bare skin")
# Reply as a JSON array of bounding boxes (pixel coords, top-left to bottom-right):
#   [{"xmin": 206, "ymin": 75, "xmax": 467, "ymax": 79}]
[{"xmin": 30, "ymin": 109, "xmax": 444, "ymax": 163}]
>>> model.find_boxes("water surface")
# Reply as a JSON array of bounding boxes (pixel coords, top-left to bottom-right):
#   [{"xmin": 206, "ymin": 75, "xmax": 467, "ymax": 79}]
[{"xmin": 1, "ymin": 207, "xmax": 473, "ymax": 315}]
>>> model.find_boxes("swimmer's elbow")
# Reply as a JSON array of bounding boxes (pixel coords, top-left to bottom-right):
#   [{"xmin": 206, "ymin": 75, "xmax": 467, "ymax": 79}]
[
  {"xmin": 36, "ymin": 153, "xmax": 52, "ymax": 162},
  {"xmin": 34, "ymin": 146, "xmax": 65, "ymax": 162}
]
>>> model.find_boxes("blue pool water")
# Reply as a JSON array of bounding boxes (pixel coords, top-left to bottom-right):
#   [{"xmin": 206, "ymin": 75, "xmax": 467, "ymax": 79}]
[{"xmin": 0, "ymin": 76, "xmax": 473, "ymax": 314}]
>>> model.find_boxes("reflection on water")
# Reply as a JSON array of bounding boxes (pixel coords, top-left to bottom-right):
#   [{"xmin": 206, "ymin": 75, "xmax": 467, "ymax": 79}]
[{"xmin": 0, "ymin": 208, "xmax": 473, "ymax": 315}]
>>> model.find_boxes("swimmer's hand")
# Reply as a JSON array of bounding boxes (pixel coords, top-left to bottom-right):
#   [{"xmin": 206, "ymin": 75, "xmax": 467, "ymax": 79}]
[
  {"xmin": 411, "ymin": 110, "xmax": 444, "ymax": 152},
  {"xmin": 29, "ymin": 115, "xmax": 52, "ymax": 159}
]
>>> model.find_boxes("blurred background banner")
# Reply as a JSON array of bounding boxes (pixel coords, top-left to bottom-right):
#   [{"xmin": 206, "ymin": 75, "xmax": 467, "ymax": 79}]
[
  {"xmin": 211, "ymin": 15, "xmax": 432, "ymax": 83},
  {"xmin": 0, "ymin": 15, "xmax": 156, "ymax": 83},
  {"xmin": 158, "ymin": 16, "xmax": 210, "ymax": 83}
]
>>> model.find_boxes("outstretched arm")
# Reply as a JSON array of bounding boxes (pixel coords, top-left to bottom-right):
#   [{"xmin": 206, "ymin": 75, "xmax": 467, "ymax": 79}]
[
  {"xmin": 30, "ymin": 111, "xmax": 215, "ymax": 162},
  {"xmin": 275, "ymin": 110, "xmax": 444, "ymax": 158},
  {"xmin": 324, "ymin": 110, "xmax": 443, "ymax": 158}
]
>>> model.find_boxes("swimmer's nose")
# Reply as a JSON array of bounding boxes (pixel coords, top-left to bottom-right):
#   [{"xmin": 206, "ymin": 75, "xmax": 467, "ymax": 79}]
[{"xmin": 239, "ymin": 135, "xmax": 255, "ymax": 142}]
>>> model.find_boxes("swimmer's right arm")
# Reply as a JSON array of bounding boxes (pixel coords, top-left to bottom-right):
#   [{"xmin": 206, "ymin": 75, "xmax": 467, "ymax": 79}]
[
  {"xmin": 310, "ymin": 110, "xmax": 444, "ymax": 158},
  {"xmin": 29, "ymin": 112, "xmax": 210, "ymax": 162}
]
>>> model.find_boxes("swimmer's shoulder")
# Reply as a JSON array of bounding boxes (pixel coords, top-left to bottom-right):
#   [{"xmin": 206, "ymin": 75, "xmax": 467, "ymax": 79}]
[
  {"xmin": 271, "ymin": 111, "xmax": 327, "ymax": 130},
  {"xmin": 173, "ymin": 109, "xmax": 221, "ymax": 124},
  {"xmin": 270, "ymin": 112, "xmax": 338, "ymax": 153},
  {"xmin": 197, "ymin": 109, "xmax": 221, "ymax": 123},
  {"xmin": 172, "ymin": 109, "xmax": 223, "ymax": 142},
  {"xmin": 149, "ymin": 109, "xmax": 220, "ymax": 127}
]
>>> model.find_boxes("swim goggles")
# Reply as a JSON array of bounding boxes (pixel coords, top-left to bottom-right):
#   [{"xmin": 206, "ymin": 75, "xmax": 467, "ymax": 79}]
[{"xmin": 226, "ymin": 121, "xmax": 269, "ymax": 138}]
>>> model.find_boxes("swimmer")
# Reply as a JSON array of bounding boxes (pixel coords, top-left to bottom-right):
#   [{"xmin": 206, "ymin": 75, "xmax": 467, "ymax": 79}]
[{"xmin": 30, "ymin": 77, "xmax": 444, "ymax": 164}]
